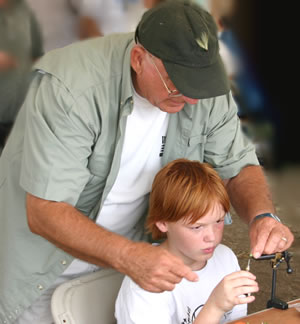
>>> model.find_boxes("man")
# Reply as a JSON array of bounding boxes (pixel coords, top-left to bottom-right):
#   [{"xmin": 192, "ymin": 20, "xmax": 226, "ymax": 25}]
[{"xmin": 0, "ymin": 1, "xmax": 293, "ymax": 323}]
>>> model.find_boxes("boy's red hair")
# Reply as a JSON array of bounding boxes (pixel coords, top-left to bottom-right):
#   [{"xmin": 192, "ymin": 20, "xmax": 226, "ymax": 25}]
[{"xmin": 146, "ymin": 159, "xmax": 230, "ymax": 240}]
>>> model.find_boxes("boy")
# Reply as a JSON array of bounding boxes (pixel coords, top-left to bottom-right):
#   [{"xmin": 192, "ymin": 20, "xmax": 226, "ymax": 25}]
[{"xmin": 115, "ymin": 159, "xmax": 259, "ymax": 323}]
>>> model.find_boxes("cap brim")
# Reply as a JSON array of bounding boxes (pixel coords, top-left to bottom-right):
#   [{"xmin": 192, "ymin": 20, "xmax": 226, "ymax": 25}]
[{"xmin": 163, "ymin": 54, "xmax": 230, "ymax": 100}]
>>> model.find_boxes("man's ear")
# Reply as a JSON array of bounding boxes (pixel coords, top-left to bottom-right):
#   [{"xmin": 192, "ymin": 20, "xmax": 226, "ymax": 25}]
[
  {"xmin": 155, "ymin": 221, "xmax": 168, "ymax": 233},
  {"xmin": 130, "ymin": 45, "xmax": 146, "ymax": 75}
]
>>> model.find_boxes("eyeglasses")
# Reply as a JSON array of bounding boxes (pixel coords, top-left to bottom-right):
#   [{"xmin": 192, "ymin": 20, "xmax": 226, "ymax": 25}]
[{"xmin": 148, "ymin": 54, "xmax": 182, "ymax": 98}]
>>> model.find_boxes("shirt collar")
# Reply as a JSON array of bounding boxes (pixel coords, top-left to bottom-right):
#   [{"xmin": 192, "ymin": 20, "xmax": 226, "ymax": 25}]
[{"xmin": 120, "ymin": 38, "xmax": 136, "ymax": 113}]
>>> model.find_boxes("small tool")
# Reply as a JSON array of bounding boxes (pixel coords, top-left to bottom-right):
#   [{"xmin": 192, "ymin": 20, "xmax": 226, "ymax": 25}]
[
  {"xmin": 246, "ymin": 254, "xmax": 252, "ymax": 271},
  {"xmin": 245, "ymin": 255, "xmax": 252, "ymax": 296}
]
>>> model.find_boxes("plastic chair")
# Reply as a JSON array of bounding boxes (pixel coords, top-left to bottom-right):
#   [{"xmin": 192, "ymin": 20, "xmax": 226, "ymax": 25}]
[{"xmin": 51, "ymin": 268, "xmax": 124, "ymax": 324}]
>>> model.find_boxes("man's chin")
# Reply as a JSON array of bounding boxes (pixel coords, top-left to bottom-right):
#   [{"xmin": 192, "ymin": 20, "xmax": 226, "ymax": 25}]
[{"xmin": 160, "ymin": 103, "xmax": 185, "ymax": 113}]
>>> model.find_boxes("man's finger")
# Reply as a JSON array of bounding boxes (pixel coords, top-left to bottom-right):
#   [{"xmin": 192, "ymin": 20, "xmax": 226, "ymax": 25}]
[
  {"xmin": 261, "ymin": 229, "xmax": 283, "ymax": 254},
  {"xmin": 251, "ymin": 229, "xmax": 270, "ymax": 259},
  {"xmin": 179, "ymin": 267, "xmax": 199, "ymax": 282}
]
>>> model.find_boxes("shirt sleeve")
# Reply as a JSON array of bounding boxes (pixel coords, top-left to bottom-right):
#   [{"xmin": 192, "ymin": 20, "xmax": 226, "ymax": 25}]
[
  {"xmin": 115, "ymin": 276, "xmax": 173, "ymax": 324},
  {"xmin": 20, "ymin": 71, "xmax": 97, "ymax": 206},
  {"xmin": 204, "ymin": 92, "xmax": 259, "ymax": 179}
]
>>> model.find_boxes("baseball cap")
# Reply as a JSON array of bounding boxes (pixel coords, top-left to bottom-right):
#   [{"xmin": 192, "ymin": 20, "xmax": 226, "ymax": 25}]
[{"xmin": 135, "ymin": 0, "xmax": 230, "ymax": 99}]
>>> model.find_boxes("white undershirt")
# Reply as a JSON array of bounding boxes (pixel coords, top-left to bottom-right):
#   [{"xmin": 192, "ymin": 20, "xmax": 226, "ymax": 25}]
[{"xmin": 62, "ymin": 90, "xmax": 169, "ymax": 276}]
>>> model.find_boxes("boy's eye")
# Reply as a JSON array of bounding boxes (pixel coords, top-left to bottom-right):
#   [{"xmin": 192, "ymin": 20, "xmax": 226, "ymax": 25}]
[
  {"xmin": 216, "ymin": 218, "xmax": 225, "ymax": 224},
  {"xmin": 190, "ymin": 225, "xmax": 204, "ymax": 230}
]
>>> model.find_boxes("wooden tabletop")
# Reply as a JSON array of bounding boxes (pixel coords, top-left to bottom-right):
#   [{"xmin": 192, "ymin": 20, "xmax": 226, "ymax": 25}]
[{"xmin": 227, "ymin": 298, "xmax": 300, "ymax": 324}]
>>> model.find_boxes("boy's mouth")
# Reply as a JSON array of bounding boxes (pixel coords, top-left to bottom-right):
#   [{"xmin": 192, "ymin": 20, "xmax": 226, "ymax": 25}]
[{"xmin": 202, "ymin": 247, "xmax": 215, "ymax": 254}]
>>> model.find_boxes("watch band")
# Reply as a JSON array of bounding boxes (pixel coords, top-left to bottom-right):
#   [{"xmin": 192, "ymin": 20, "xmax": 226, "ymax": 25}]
[{"xmin": 250, "ymin": 213, "xmax": 282, "ymax": 225}]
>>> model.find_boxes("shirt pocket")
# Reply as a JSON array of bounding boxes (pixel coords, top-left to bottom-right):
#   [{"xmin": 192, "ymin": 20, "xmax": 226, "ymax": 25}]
[{"xmin": 185, "ymin": 134, "xmax": 207, "ymax": 162}]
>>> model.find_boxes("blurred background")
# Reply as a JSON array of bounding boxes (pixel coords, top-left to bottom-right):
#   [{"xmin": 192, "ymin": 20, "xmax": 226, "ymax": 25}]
[{"xmin": 2, "ymin": 0, "xmax": 299, "ymax": 168}]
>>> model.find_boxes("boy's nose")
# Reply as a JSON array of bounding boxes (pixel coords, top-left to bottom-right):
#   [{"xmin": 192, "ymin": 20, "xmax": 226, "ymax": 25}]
[{"xmin": 203, "ymin": 225, "xmax": 216, "ymax": 242}]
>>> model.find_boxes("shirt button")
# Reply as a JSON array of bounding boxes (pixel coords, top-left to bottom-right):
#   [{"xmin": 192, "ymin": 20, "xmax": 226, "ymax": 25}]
[
  {"xmin": 37, "ymin": 284, "xmax": 44, "ymax": 290},
  {"xmin": 61, "ymin": 260, "xmax": 67, "ymax": 265}
]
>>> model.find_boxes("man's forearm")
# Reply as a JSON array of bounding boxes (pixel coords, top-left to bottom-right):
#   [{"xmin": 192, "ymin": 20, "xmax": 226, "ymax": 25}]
[
  {"xmin": 225, "ymin": 165, "xmax": 275, "ymax": 224},
  {"xmin": 26, "ymin": 193, "xmax": 133, "ymax": 271}
]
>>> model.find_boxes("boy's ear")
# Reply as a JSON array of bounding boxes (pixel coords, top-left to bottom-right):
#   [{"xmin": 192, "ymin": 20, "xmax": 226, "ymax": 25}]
[{"xmin": 155, "ymin": 221, "xmax": 168, "ymax": 233}]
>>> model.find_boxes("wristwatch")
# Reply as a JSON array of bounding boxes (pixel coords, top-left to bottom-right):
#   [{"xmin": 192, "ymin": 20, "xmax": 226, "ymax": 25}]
[{"xmin": 250, "ymin": 212, "xmax": 282, "ymax": 225}]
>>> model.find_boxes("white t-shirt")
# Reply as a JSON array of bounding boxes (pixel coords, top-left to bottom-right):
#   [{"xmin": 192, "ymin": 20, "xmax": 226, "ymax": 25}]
[
  {"xmin": 115, "ymin": 244, "xmax": 247, "ymax": 324},
  {"xmin": 62, "ymin": 89, "xmax": 169, "ymax": 276}
]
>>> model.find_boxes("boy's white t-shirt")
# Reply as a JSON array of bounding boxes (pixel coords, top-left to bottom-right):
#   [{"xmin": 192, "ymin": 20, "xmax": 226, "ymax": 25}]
[
  {"xmin": 115, "ymin": 244, "xmax": 247, "ymax": 324},
  {"xmin": 62, "ymin": 89, "xmax": 169, "ymax": 276}
]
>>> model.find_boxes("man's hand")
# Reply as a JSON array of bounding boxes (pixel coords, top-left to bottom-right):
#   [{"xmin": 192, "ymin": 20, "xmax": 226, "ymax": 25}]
[
  {"xmin": 120, "ymin": 242, "xmax": 198, "ymax": 292},
  {"xmin": 249, "ymin": 217, "xmax": 294, "ymax": 258}
]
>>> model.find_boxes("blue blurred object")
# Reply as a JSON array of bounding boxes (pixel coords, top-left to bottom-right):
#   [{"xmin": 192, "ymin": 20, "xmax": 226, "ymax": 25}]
[{"xmin": 219, "ymin": 29, "xmax": 268, "ymax": 119}]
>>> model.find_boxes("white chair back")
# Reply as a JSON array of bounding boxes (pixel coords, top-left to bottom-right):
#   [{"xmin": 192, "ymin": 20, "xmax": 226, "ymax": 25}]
[{"xmin": 51, "ymin": 268, "xmax": 124, "ymax": 324}]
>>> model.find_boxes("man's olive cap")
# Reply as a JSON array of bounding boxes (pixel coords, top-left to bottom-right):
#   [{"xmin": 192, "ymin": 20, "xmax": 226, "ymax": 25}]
[{"xmin": 135, "ymin": 0, "xmax": 230, "ymax": 99}]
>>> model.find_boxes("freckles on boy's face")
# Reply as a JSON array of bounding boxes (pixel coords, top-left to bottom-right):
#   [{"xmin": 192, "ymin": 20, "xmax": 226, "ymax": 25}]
[{"xmin": 165, "ymin": 203, "xmax": 225, "ymax": 269}]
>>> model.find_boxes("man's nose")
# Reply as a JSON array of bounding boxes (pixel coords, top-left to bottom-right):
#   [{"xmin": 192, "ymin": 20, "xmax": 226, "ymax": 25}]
[{"xmin": 182, "ymin": 96, "xmax": 199, "ymax": 105}]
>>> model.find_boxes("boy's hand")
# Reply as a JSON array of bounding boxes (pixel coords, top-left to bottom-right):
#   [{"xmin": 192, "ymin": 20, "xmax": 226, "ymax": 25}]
[{"xmin": 206, "ymin": 270, "xmax": 259, "ymax": 313}]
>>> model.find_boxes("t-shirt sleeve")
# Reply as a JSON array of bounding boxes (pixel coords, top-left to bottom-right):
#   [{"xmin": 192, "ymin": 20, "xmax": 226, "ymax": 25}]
[
  {"xmin": 204, "ymin": 92, "xmax": 259, "ymax": 179},
  {"xmin": 115, "ymin": 276, "xmax": 173, "ymax": 324},
  {"xmin": 20, "ymin": 71, "xmax": 97, "ymax": 206}
]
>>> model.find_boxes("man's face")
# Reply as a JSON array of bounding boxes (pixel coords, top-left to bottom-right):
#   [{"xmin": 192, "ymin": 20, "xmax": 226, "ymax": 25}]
[
  {"xmin": 132, "ymin": 46, "xmax": 199, "ymax": 113},
  {"xmin": 157, "ymin": 203, "xmax": 225, "ymax": 270}
]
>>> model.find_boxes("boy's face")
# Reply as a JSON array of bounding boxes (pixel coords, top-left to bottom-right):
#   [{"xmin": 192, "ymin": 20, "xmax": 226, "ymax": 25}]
[{"xmin": 156, "ymin": 203, "xmax": 225, "ymax": 270}]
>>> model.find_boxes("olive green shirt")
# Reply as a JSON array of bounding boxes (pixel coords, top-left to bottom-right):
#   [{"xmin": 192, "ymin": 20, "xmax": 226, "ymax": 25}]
[{"xmin": 0, "ymin": 33, "xmax": 258, "ymax": 323}]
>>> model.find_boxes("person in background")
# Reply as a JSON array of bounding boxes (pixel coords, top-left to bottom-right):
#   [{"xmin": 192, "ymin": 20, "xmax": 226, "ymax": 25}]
[
  {"xmin": 26, "ymin": 0, "xmax": 101, "ymax": 52},
  {"xmin": 209, "ymin": 0, "xmax": 275, "ymax": 166},
  {"xmin": 143, "ymin": 0, "xmax": 165, "ymax": 8},
  {"xmin": 79, "ymin": 0, "xmax": 146, "ymax": 36},
  {"xmin": 115, "ymin": 159, "xmax": 259, "ymax": 323},
  {"xmin": 209, "ymin": 0, "xmax": 267, "ymax": 121},
  {"xmin": 0, "ymin": 1, "xmax": 293, "ymax": 323},
  {"xmin": 0, "ymin": 0, "xmax": 43, "ymax": 153}
]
